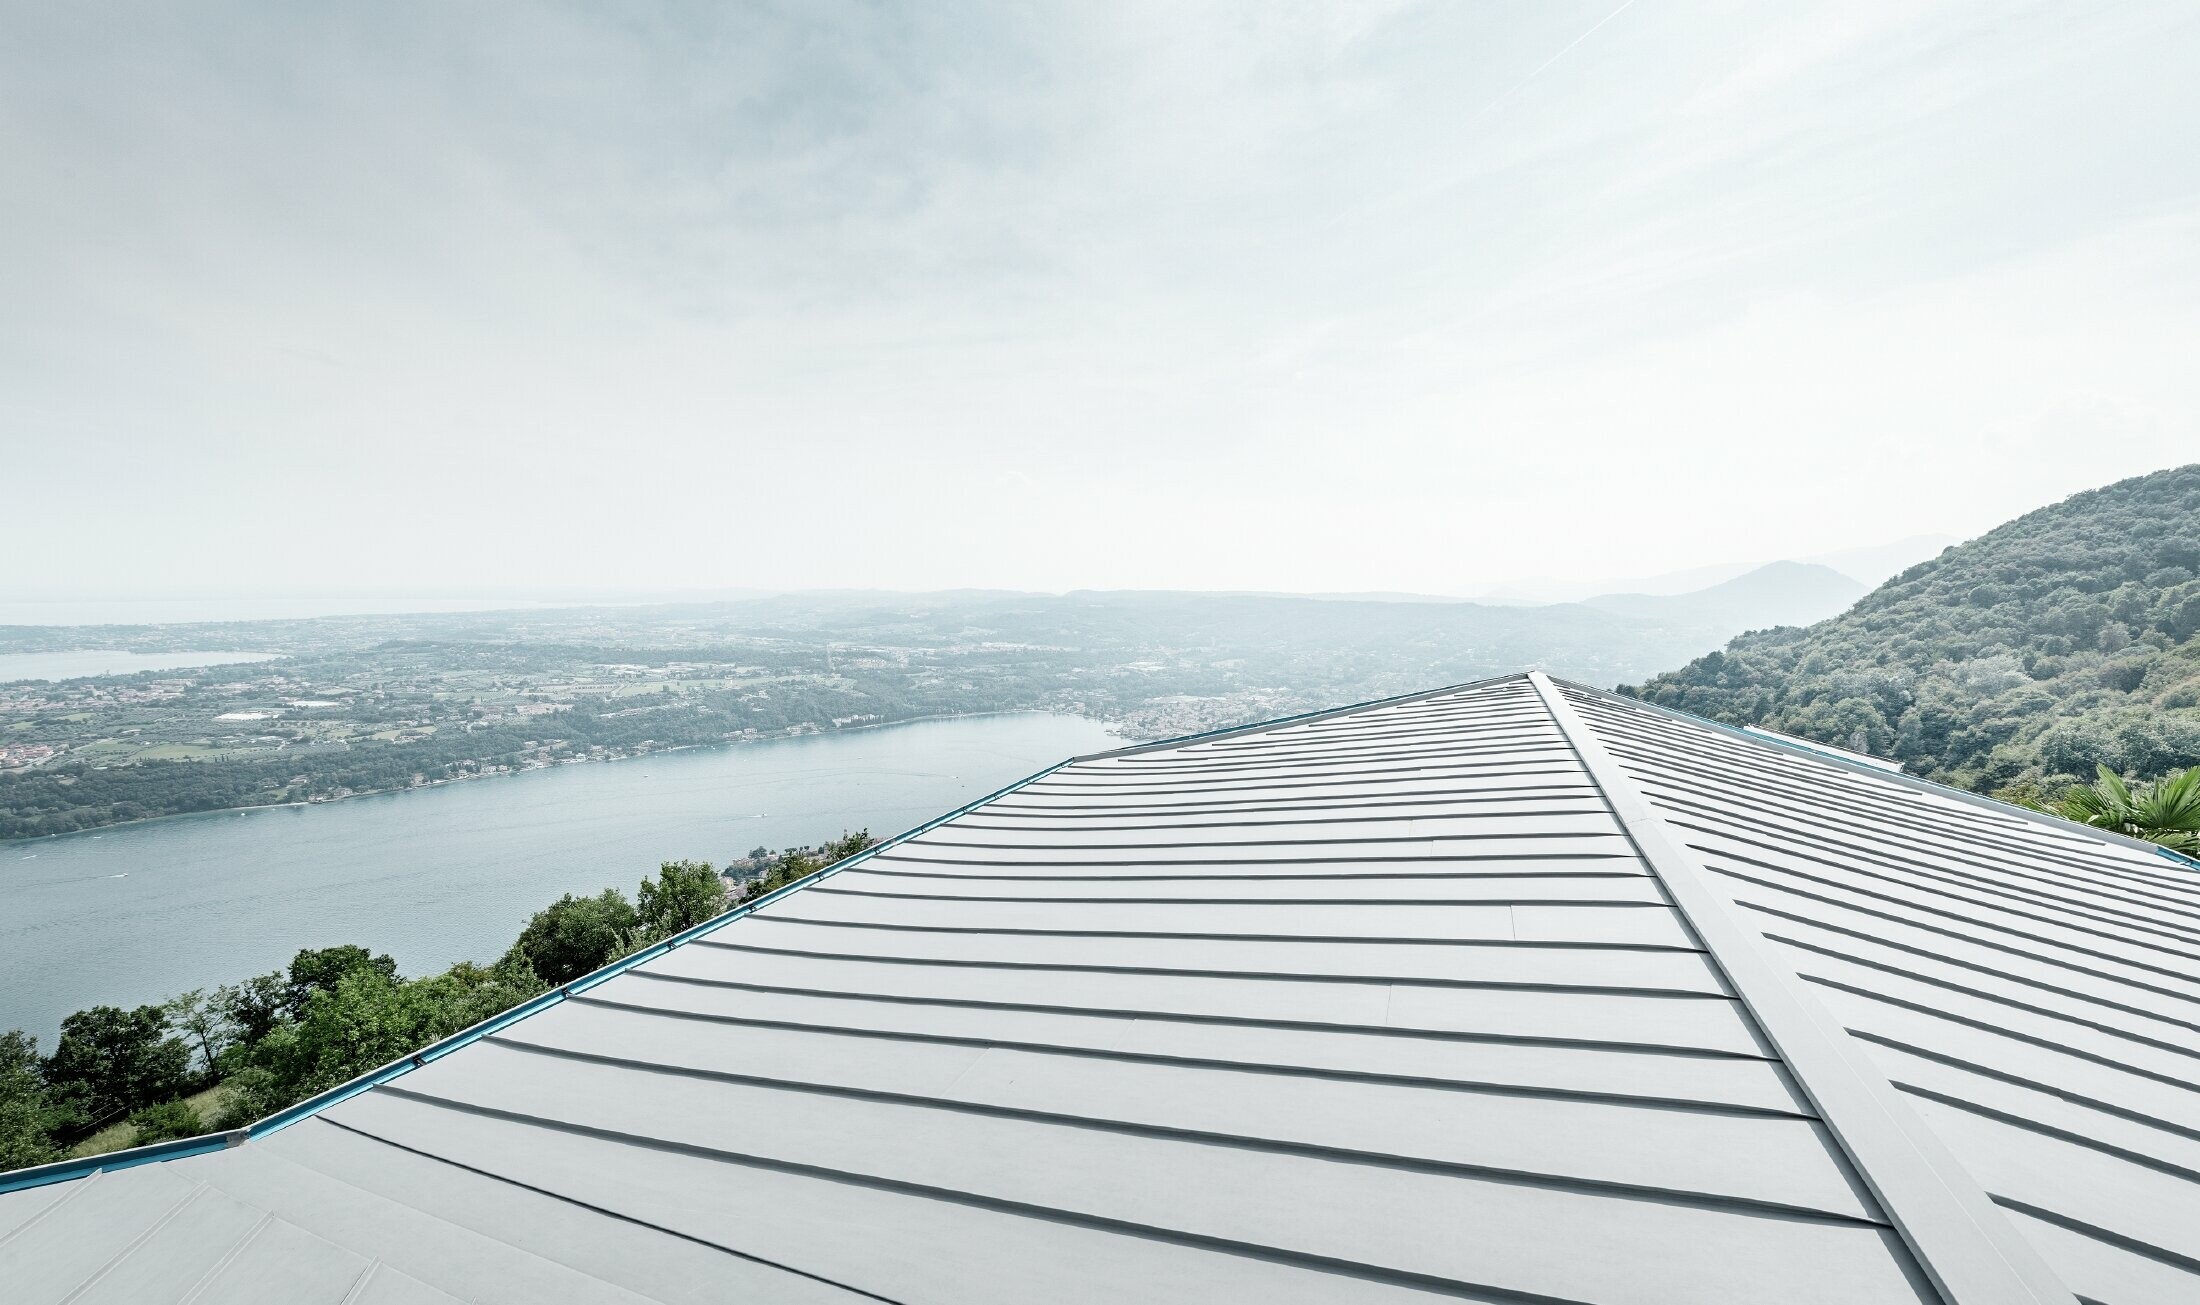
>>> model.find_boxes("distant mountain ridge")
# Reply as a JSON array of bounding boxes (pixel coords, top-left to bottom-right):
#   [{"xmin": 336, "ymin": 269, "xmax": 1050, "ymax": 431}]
[
  {"xmin": 1625, "ymin": 465, "xmax": 2200, "ymax": 792},
  {"xmin": 1584, "ymin": 561, "xmax": 1866, "ymax": 631}
]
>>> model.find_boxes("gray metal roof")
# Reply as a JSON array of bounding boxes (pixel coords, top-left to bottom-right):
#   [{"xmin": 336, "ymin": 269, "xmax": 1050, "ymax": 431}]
[{"xmin": 4, "ymin": 672, "xmax": 2195, "ymax": 1304}]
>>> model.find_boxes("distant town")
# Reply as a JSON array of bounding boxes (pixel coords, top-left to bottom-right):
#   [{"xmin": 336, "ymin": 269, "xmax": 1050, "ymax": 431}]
[{"xmin": 1, "ymin": 580, "xmax": 1848, "ymax": 839}]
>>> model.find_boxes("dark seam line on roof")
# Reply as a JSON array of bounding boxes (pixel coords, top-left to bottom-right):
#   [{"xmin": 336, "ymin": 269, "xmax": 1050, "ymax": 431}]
[
  {"xmin": 1022, "ymin": 766, "xmax": 1584, "ymax": 796},
  {"xmin": 1629, "ymin": 776, "xmax": 2200, "ymax": 925},
  {"xmin": 1580, "ymin": 707, "xmax": 2188, "ymax": 883},
  {"xmin": 805, "ymin": 887, "xmax": 1667, "ymax": 908},
  {"xmin": 1122, "ymin": 720, "xmax": 1564, "ymax": 749},
  {"xmin": 959, "ymin": 808, "xmax": 1614, "ymax": 829},
  {"xmin": 1077, "ymin": 672, "xmax": 1532, "ymax": 761},
  {"xmin": 558, "ymin": 994, "xmax": 1789, "ymax": 1103},
  {"xmin": 745, "ymin": 916, "xmax": 1701, "ymax": 952},
  {"xmin": 1737, "ymin": 898, "xmax": 2200, "ymax": 1039},
  {"xmin": 1188, "ymin": 729, "xmax": 1565, "ymax": 758},
  {"xmin": 1887, "ymin": 1081, "xmax": 2200, "ymax": 1183},
  {"xmin": 1534, "ymin": 674, "xmax": 2078, "ymax": 1305},
  {"xmin": 1050, "ymin": 759, "xmax": 1582, "ymax": 787},
  {"xmin": 0, "ymin": 752, "xmax": 1084, "ymax": 1196},
  {"xmin": 690, "ymin": 938, "xmax": 1737, "ymax": 998},
  {"xmin": 1099, "ymin": 743, "xmax": 1577, "ymax": 775},
  {"xmin": 1578, "ymin": 708, "xmax": 2142, "ymax": 858},
  {"xmin": 1574, "ymin": 711, "xmax": 2123, "ymax": 876},
  {"xmin": 869, "ymin": 852, "xmax": 1636, "ymax": 869},
  {"xmin": 1987, "ymin": 1198, "xmax": 2200, "ymax": 1277},
  {"xmin": 619, "ymin": 970, "xmax": 1773, "ymax": 1061},
  {"xmin": 1699, "ymin": 861, "xmax": 2200, "ymax": 1013},
  {"xmin": 1645, "ymin": 793, "xmax": 2200, "ymax": 944},
  {"xmin": 1198, "ymin": 712, "xmax": 1555, "ymax": 741},
  {"xmin": 952, "ymin": 807, "xmax": 1616, "ymax": 831},
  {"xmin": 1692, "ymin": 846, "xmax": 2200, "ymax": 987},
  {"xmin": 307, "ymin": 1118, "xmax": 909, "ymax": 1305},
  {"xmin": 1595, "ymin": 731, "xmax": 2200, "ymax": 882},
  {"xmin": 1844, "ymin": 1031, "xmax": 2200, "ymax": 1146},
  {"xmin": 905, "ymin": 830, "xmax": 1622, "ymax": 851},
  {"xmin": 207, "ymin": 1140, "xmax": 676, "ymax": 1301},
  {"xmin": 1569, "ymin": 690, "xmax": 2133, "ymax": 853},
  {"xmin": 1679, "ymin": 824, "xmax": 2200, "ymax": 972},
  {"xmin": 391, "ymin": 1058, "xmax": 1876, "ymax": 1230},
  {"xmin": 845, "ymin": 867, "xmax": 1650, "ymax": 883},
  {"xmin": 1628, "ymin": 769, "xmax": 2200, "ymax": 921},
  {"xmin": 334, "ymin": 1096, "xmax": 1595, "ymax": 1305},
  {"xmin": 1763, "ymin": 931, "xmax": 2200, "ymax": 1063},
  {"xmin": 1798, "ymin": 973, "xmax": 2200, "ymax": 1095},
  {"xmin": 876, "ymin": 847, "xmax": 1635, "ymax": 865},
  {"xmin": 985, "ymin": 783, "xmax": 1600, "ymax": 812}
]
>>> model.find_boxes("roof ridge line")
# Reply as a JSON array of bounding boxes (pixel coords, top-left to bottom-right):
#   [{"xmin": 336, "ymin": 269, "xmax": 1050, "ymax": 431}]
[
  {"xmin": 1526, "ymin": 671, "xmax": 2077, "ymax": 1305},
  {"xmin": 1071, "ymin": 672, "xmax": 1532, "ymax": 761}
]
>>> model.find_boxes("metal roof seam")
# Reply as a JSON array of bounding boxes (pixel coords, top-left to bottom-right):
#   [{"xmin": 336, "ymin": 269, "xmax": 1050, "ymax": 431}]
[
  {"xmin": 315, "ymin": 1110, "xmax": 1592, "ymax": 1305},
  {"xmin": 1566, "ymin": 681, "xmax": 2192, "ymax": 865},
  {"xmin": 601, "ymin": 976, "xmax": 1764, "ymax": 1058},
  {"xmin": 1528, "ymin": 671, "xmax": 2081, "ymax": 1305},
  {"xmin": 0, "ymin": 754, "xmax": 1081, "ymax": 1198},
  {"xmin": 305, "ymin": 1117, "xmax": 911, "ymax": 1305},
  {"xmin": 371, "ymin": 1077, "xmax": 1884, "ymax": 1233},
  {"xmin": 532, "ymin": 1005, "xmax": 1789, "ymax": 1108},
  {"xmin": 1074, "ymin": 672, "xmax": 1533, "ymax": 760}
]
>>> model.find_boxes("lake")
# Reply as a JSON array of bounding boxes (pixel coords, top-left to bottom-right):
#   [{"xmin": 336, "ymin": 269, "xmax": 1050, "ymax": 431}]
[
  {"xmin": 0, "ymin": 650, "xmax": 284, "ymax": 682},
  {"xmin": 0, "ymin": 712, "xmax": 1120, "ymax": 1047}
]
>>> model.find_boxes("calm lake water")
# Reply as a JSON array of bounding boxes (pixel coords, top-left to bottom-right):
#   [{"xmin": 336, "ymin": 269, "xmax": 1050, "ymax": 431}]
[
  {"xmin": 0, "ymin": 650, "xmax": 283, "ymax": 681},
  {"xmin": 1, "ymin": 712, "xmax": 1119, "ymax": 1047}
]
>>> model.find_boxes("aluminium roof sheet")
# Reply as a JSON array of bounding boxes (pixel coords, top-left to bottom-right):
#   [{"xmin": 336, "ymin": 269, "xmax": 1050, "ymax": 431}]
[{"xmin": 3, "ymin": 673, "xmax": 2194, "ymax": 1303}]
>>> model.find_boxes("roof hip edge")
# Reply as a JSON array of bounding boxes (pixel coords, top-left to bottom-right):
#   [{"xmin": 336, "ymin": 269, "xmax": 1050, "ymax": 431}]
[{"xmin": 1527, "ymin": 671, "xmax": 2078, "ymax": 1305}]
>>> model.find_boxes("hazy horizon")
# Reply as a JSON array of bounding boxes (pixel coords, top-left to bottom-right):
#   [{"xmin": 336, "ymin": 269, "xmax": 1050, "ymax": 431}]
[{"xmin": 7, "ymin": 3, "xmax": 2198, "ymax": 599}]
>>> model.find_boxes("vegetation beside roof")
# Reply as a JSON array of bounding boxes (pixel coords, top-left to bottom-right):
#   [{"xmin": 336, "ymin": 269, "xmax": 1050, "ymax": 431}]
[
  {"xmin": 1625, "ymin": 465, "xmax": 2200, "ymax": 809},
  {"xmin": 0, "ymin": 835, "xmax": 872, "ymax": 1172}
]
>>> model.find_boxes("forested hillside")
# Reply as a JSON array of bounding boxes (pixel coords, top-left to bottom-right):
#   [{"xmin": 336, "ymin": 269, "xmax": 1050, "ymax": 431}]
[{"xmin": 1624, "ymin": 465, "xmax": 2200, "ymax": 795}]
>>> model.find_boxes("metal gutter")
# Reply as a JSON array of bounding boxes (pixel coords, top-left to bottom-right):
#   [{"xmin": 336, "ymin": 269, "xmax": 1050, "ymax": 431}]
[
  {"xmin": 0, "ymin": 755, "xmax": 1077, "ymax": 1197},
  {"xmin": 1529, "ymin": 671, "xmax": 2078, "ymax": 1305}
]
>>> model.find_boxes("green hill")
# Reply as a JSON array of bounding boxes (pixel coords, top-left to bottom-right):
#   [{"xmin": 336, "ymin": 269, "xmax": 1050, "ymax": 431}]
[{"xmin": 1623, "ymin": 465, "xmax": 2200, "ymax": 795}]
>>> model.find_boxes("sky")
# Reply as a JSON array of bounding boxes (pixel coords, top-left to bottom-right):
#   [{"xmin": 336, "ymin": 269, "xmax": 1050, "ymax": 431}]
[{"xmin": 4, "ymin": 1, "xmax": 2198, "ymax": 602}]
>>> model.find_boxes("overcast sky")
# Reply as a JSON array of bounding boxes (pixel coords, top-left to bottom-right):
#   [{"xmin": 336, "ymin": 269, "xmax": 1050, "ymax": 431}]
[{"xmin": 5, "ymin": 1, "xmax": 2197, "ymax": 601}]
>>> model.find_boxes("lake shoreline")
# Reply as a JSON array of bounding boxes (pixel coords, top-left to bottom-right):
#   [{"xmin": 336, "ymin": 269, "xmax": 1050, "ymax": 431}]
[
  {"xmin": 3, "ymin": 711, "xmax": 1126, "ymax": 1046},
  {"xmin": 4, "ymin": 708, "xmax": 1132, "ymax": 847}
]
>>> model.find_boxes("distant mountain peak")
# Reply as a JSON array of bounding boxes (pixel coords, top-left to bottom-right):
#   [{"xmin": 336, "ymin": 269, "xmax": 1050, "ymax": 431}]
[{"xmin": 1582, "ymin": 561, "xmax": 1866, "ymax": 629}]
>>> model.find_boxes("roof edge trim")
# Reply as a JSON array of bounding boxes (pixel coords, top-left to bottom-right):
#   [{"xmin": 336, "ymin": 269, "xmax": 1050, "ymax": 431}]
[
  {"xmin": 1528, "ymin": 672, "xmax": 2078, "ymax": 1305},
  {"xmin": 0, "ymin": 754, "xmax": 1077, "ymax": 1197}
]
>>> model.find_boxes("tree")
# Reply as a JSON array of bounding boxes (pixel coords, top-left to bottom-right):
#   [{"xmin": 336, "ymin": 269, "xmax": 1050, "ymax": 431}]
[
  {"xmin": 286, "ymin": 946, "xmax": 398, "ymax": 1017},
  {"xmin": 0, "ymin": 1030, "xmax": 60, "ymax": 1170},
  {"xmin": 633, "ymin": 860, "xmax": 727, "ymax": 943},
  {"xmin": 215, "ymin": 973, "xmax": 288, "ymax": 1054},
  {"xmin": 220, "ymin": 958, "xmax": 544, "ymax": 1127},
  {"xmin": 42, "ymin": 1005, "xmax": 191, "ymax": 1122},
  {"xmin": 163, "ymin": 989, "xmax": 229, "ymax": 1079},
  {"xmin": 2023, "ymin": 764, "xmax": 2200, "ymax": 854},
  {"xmin": 506, "ymin": 889, "xmax": 639, "ymax": 986},
  {"xmin": 740, "ymin": 831, "xmax": 876, "ymax": 903},
  {"xmin": 126, "ymin": 1099, "xmax": 204, "ymax": 1145}
]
